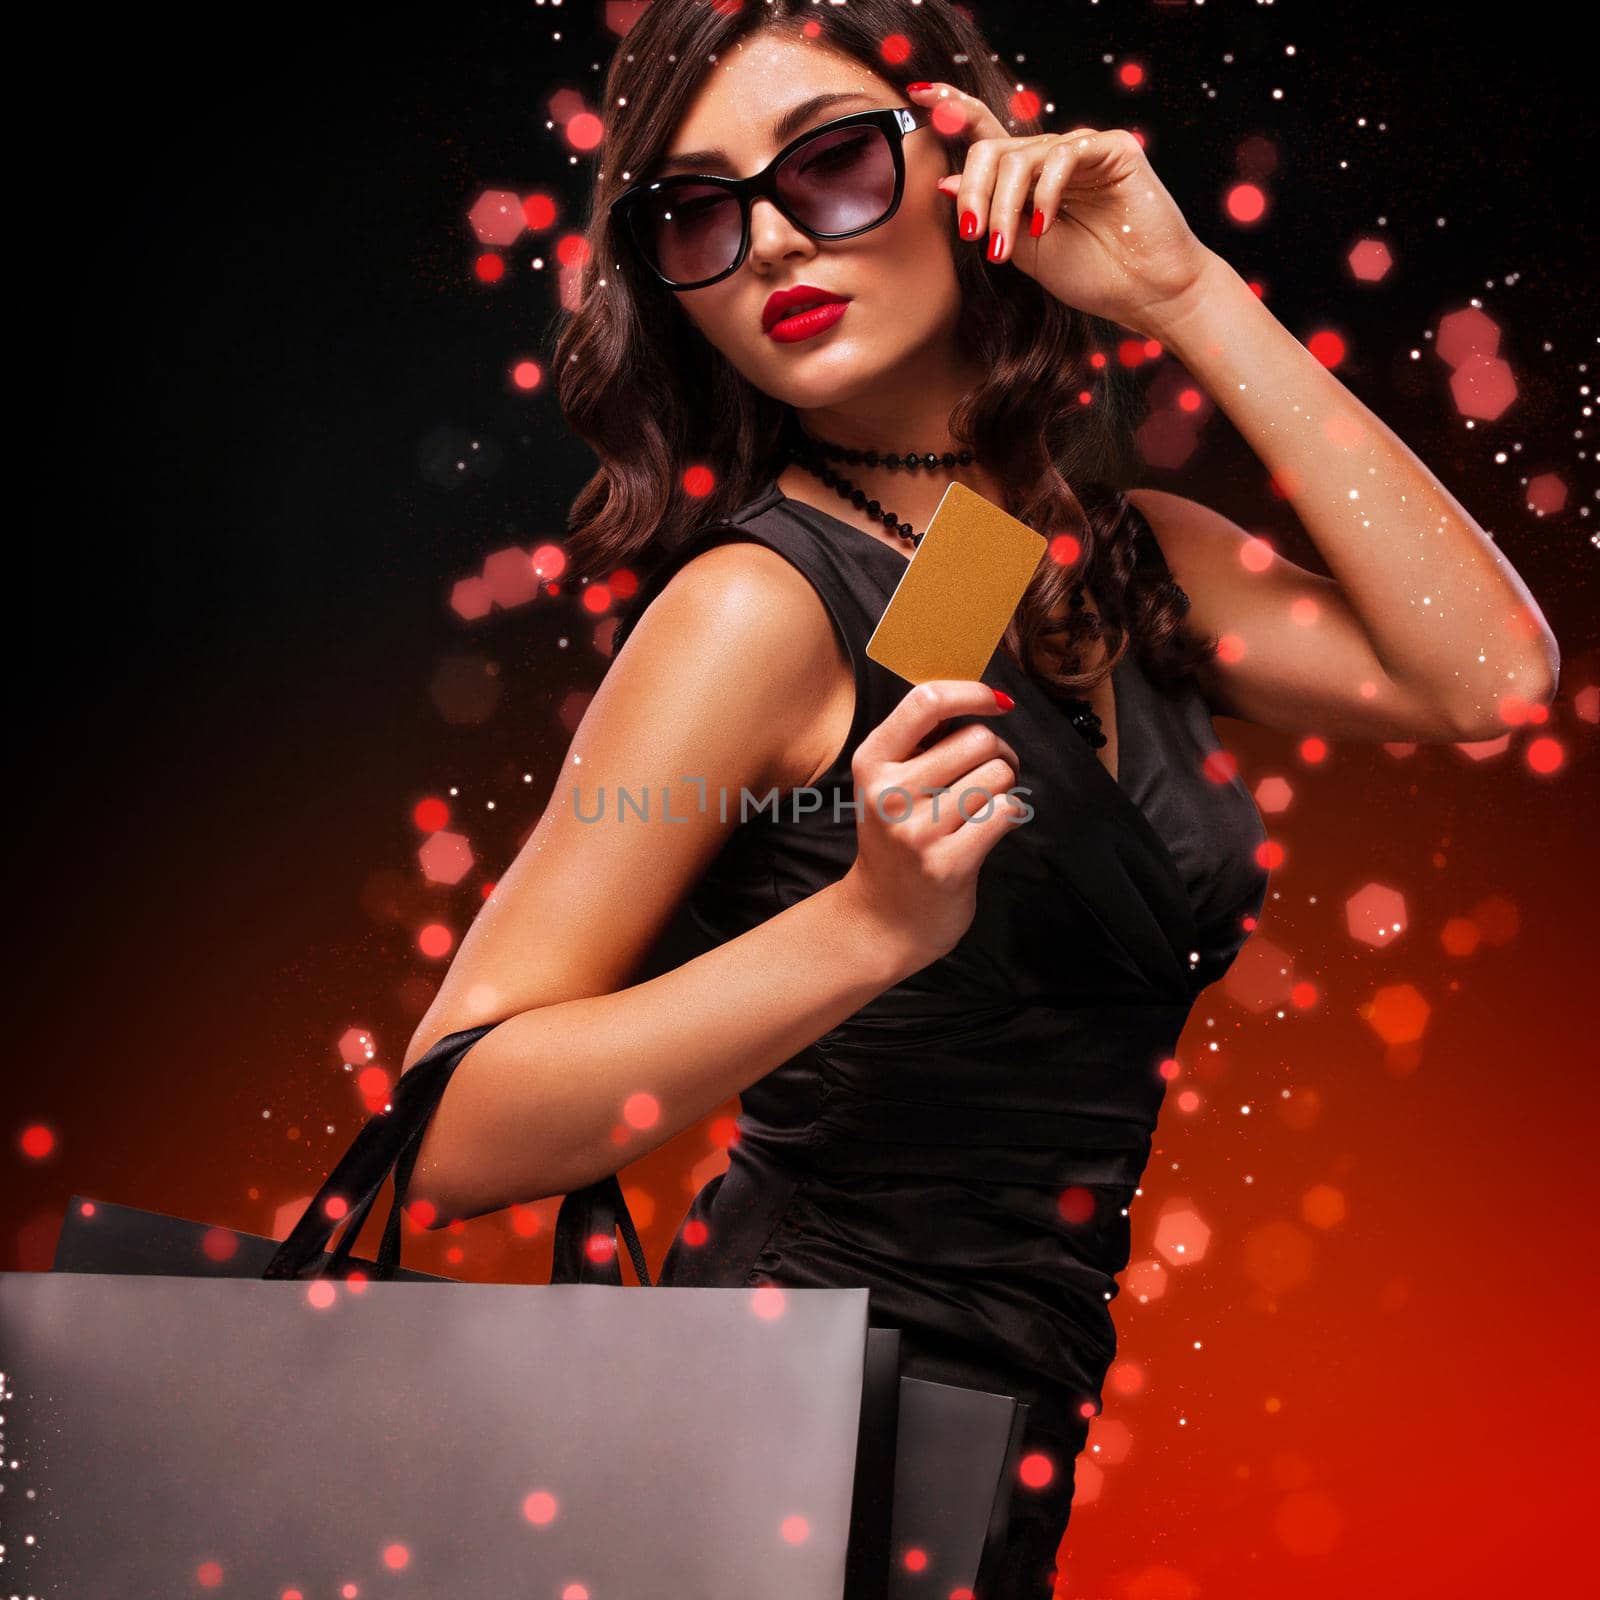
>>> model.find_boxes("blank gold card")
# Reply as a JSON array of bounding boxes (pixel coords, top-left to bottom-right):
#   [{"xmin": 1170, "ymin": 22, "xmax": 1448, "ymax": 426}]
[{"xmin": 865, "ymin": 480, "xmax": 1047, "ymax": 684}]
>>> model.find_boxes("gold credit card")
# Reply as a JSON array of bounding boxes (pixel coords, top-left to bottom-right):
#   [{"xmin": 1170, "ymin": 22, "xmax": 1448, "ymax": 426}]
[{"xmin": 865, "ymin": 480, "xmax": 1047, "ymax": 684}]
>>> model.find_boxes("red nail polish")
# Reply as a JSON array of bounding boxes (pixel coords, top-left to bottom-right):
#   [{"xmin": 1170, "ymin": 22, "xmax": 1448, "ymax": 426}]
[
  {"xmin": 1029, "ymin": 207, "xmax": 1045, "ymax": 237},
  {"xmin": 993, "ymin": 689, "xmax": 1015, "ymax": 711},
  {"xmin": 960, "ymin": 210, "xmax": 978, "ymax": 239},
  {"xmin": 988, "ymin": 229, "xmax": 1005, "ymax": 261},
  {"xmin": 906, "ymin": 81, "xmax": 932, "ymax": 92}
]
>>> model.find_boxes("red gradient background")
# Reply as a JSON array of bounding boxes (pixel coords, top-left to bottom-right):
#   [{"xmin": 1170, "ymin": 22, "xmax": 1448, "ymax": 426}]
[{"xmin": 8, "ymin": 4, "xmax": 1596, "ymax": 1597}]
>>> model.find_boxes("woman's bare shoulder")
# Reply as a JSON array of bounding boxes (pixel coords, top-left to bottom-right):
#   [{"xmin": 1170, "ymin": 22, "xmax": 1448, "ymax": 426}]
[{"xmin": 606, "ymin": 537, "xmax": 852, "ymax": 793}]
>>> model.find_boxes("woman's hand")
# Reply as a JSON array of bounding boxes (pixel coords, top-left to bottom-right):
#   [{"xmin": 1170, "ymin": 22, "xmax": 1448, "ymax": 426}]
[
  {"xmin": 909, "ymin": 80, "xmax": 1219, "ymax": 340},
  {"xmin": 836, "ymin": 679, "xmax": 1029, "ymax": 969}
]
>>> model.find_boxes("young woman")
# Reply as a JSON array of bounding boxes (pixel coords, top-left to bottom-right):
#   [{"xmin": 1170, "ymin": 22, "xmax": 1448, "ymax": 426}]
[{"xmin": 401, "ymin": 2, "xmax": 1559, "ymax": 1591}]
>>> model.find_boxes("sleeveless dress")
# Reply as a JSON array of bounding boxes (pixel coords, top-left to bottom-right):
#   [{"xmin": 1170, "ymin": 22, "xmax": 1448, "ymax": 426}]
[{"xmin": 610, "ymin": 476, "xmax": 1271, "ymax": 1597}]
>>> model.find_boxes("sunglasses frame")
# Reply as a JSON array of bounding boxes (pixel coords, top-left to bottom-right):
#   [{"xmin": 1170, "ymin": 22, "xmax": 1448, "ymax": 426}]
[{"xmin": 609, "ymin": 105, "xmax": 937, "ymax": 291}]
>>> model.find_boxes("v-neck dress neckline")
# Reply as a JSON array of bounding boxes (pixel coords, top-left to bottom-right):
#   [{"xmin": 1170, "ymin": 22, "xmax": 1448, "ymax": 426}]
[{"xmin": 761, "ymin": 473, "xmax": 1203, "ymax": 979}]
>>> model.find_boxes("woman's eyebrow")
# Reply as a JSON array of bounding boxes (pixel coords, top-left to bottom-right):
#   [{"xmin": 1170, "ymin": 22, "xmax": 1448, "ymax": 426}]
[{"xmin": 652, "ymin": 90, "xmax": 882, "ymax": 177}]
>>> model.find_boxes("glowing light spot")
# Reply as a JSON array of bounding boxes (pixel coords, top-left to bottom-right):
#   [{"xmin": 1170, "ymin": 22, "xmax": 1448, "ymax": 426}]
[
  {"xmin": 407, "ymin": 1198, "xmax": 438, "ymax": 1230},
  {"xmin": 1290, "ymin": 597, "xmax": 1320, "ymax": 626},
  {"xmin": 1299, "ymin": 736, "xmax": 1327, "ymax": 763},
  {"xmin": 1243, "ymin": 1219, "xmax": 1315, "ymax": 1294},
  {"xmin": 902, "ymin": 1547, "xmax": 929, "ymax": 1572},
  {"xmin": 1108, "ymin": 1360, "xmax": 1146, "ymax": 1396},
  {"xmin": 931, "ymin": 100, "xmax": 966, "ymax": 136},
  {"xmin": 1216, "ymin": 632, "xmax": 1247, "ymax": 663},
  {"xmin": 1058, "ymin": 1186, "xmax": 1096, "ymax": 1224},
  {"xmin": 780, "ymin": 1513, "xmax": 811, "ymax": 1544},
  {"xmin": 414, "ymin": 797, "xmax": 449, "ymax": 832},
  {"xmin": 306, "ymin": 1280, "xmax": 336, "ymax": 1310},
  {"xmin": 357, "ymin": 1066, "xmax": 390, "ymax": 1103},
  {"xmin": 523, "ymin": 1489, "xmax": 558, "ymax": 1525},
  {"xmin": 1359, "ymin": 982, "xmax": 1431, "ymax": 1047},
  {"xmin": 681, "ymin": 1219, "xmax": 709, "ymax": 1247},
  {"xmin": 474, "ymin": 253, "xmax": 505, "ymax": 283},
  {"xmin": 556, "ymin": 233, "xmax": 589, "ymax": 268},
  {"xmin": 1178, "ymin": 387, "xmax": 1203, "ymax": 413},
  {"xmin": 1346, "ymin": 238, "xmax": 1393, "ymax": 283},
  {"xmin": 1256, "ymin": 839, "xmax": 1286, "ymax": 870},
  {"xmin": 1158, "ymin": 1056, "xmax": 1181, "ymax": 1080},
  {"xmin": 752, "ymin": 1284, "xmax": 787, "ymax": 1319},
  {"xmin": 418, "ymin": 923, "xmax": 454, "ymax": 959},
  {"xmin": 1302, "ymin": 1183, "xmax": 1346, "ymax": 1229},
  {"xmin": 1118, "ymin": 61, "xmax": 1145, "ymax": 88},
  {"xmin": 566, "ymin": 112, "xmax": 603, "ymax": 152},
  {"xmin": 1202, "ymin": 749, "xmax": 1238, "ymax": 783},
  {"xmin": 623, "ymin": 1091, "xmax": 660, "ymax": 1130},
  {"xmin": 1306, "ymin": 329, "xmax": 1346, "ymax": 368},
  {"xmin": 585, "ymin": 1233, "xmax": 616, "ymax": 1265},
  {"xmin": 1177, "ymin": 1089, "xmax": 1201, "ymax": 1113},
  {"xmin": 469, "ymin": 189, "xmax": 524, "ymax": 247},
  {"xmin": 1439, "ymin": 917, "xmax": 1481, "ymax": 958},
  {"xmin": 1009, "ymin": 87, "xmax": 1041, "ymax": 120},
  {"xmin": 1290, "ymin": 980, "xmax": 1319, "ymax": 1009},
  {"xmin": 1526, "ymin": 736, "xmax": 1564, "ymax": 774},
  {"xmin": 582, "ymin": 582, "xmax": 613, "ymax": 614},
  {"xmin": 382, "ymin": 1544, "xmax": 410, "ymax": 1571},
  {"xmin": 513, "ymin": 360, "xmax": 543, "ymax": 390},
  {"xmin": 1154, "ymin": 1204, "xmax": 1211, "ymax": 1265},
  {"xmin": 876, "ymin": 32, "xmax": 912, "ymax": 66},
  {"xmin": 683, "ymin": 464, "xmax": 716, "ymax": 498},
  {"xmin": 197, "ymin": 1561, "xmax": 224, "ymax": 1588},
  {"xmin": 1240, "ymin": 536, "xmax": 1273, "ymax": 572},
  {"xmin": 20, "ymin": 1123, "xmax": 55, "ymax": 1159},
  {"xmin": 522, "ymin": 192, "xmax": 557, "ymax": 230},
  {"xmin": 1049, "ymin": 532, "xmax": 1083, "ymax": 567},
  {"xmin": 202, "ymin": 1226, "xmax": 239, "ymax": 1262},
  {"xmin": 1226, "ymin": 182, "xmax": 1267, "ymax": 223},
  {"xmin": 1019, "ymin": 1451, "xmax": 1056, "ymax": 1488}
]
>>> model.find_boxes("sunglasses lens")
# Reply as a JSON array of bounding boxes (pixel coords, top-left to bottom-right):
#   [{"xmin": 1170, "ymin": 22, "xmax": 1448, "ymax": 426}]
[
  {"xmin": 633, "ymin": 182, "xmax": 745, "ymax": 286},
  {"xmin": 776, "ymin": 122, "xmax": 897, "ymax": 234},
  {"xmin": 631, "ymin": 122, "xmax": 900, "ymax": 287}
]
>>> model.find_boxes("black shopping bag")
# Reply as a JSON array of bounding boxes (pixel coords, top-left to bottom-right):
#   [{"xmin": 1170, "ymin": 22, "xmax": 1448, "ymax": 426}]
[{"xmin": 10, "ymin": 1022, "xmax": 1029, "ymax": 1596}]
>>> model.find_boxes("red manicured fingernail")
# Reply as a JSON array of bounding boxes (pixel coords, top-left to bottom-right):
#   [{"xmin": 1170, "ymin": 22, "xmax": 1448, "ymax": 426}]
[
  {"xmin": 1029, "ymin": 207, "xmax": 1045, "ymax": 237},
  {"xmin": 993, "ymin": 689, "xmax": 1015, "ymax": 711},
  {"xmin": 987, "ymin": 229, "xmax": 1005, "ymax": 261},
  {"xmin": 906, "ymin": 81, "xmax": 932, "ymax": 92},
  {"xmin": 960, "ymin": 210, "xmax": 978, "ymax": 239}
]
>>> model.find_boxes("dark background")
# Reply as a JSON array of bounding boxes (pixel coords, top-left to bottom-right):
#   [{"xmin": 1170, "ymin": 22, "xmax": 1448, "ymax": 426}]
[{"xmin": 12, "ymin": 4, "xmax": 1597, "ymax": 1595}]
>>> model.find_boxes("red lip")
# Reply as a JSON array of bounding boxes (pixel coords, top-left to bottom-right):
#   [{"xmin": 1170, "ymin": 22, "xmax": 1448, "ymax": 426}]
[{"xmin": 762, "ymin": 283, "xmax": 851, "ymax": 334}]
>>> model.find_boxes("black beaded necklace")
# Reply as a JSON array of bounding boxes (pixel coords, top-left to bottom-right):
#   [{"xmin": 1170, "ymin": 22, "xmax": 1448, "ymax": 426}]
[{"xmin": 785, "ymin": 425, "xmax": 1108, "ymax": 751}]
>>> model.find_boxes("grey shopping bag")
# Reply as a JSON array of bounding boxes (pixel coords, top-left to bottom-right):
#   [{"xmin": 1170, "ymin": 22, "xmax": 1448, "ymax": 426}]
[{"xmin": 7, "ymin": 1022, "xmax": 1029, "ymax": 1596}]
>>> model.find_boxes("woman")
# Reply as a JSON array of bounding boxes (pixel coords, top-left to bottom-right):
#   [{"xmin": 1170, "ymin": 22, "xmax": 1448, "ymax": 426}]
[{"xmin": 402, "ymin": 1, "xmax": 1560, "ymax": 1592}]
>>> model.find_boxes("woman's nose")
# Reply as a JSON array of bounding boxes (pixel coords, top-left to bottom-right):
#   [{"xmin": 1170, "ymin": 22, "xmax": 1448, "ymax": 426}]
[{"xmin": 746, "ymin": 196, "xmax": 816, "ymax": 269}]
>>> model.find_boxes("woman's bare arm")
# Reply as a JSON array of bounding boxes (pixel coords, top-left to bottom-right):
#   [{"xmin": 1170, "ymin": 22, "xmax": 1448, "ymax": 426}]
[{"xmin": 400, "ymin": 540, "xmax": 919, "ymax": 1223}]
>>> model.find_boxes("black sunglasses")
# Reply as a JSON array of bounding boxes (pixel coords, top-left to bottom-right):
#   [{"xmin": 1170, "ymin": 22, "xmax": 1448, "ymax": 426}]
[{"xmin": 610, "ymin": 105, "xmax": 937, "ymax": 291}]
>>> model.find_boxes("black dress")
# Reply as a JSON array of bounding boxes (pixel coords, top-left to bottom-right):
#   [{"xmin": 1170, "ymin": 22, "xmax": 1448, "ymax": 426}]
[{"xmin": 611, "ymin": 477, "xmax": 1271, "ymax": 1597}]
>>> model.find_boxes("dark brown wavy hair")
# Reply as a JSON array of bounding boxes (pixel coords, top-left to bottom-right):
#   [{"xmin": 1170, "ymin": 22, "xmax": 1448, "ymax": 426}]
[{"xmin": 553, "ymin": 0, "xmax": 1214, "ymax": 698}]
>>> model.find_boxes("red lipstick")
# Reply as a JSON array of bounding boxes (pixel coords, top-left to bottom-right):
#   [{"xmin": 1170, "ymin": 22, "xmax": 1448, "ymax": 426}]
[{"xmin": 762, "ymin": 283, "xmax": 851, "ymax": 343}]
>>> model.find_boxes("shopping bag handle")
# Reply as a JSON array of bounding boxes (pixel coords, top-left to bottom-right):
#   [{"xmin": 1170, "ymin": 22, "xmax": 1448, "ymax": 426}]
[{"xmin": 260, "ymin": 1021, "xmax": 651, "ymax": 1286}]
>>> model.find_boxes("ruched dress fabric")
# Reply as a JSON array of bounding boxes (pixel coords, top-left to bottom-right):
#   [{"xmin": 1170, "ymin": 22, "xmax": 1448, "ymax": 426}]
[{"xmin": 611, "ymin": 478, "xmax": 1271, "ymax": 1597}]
